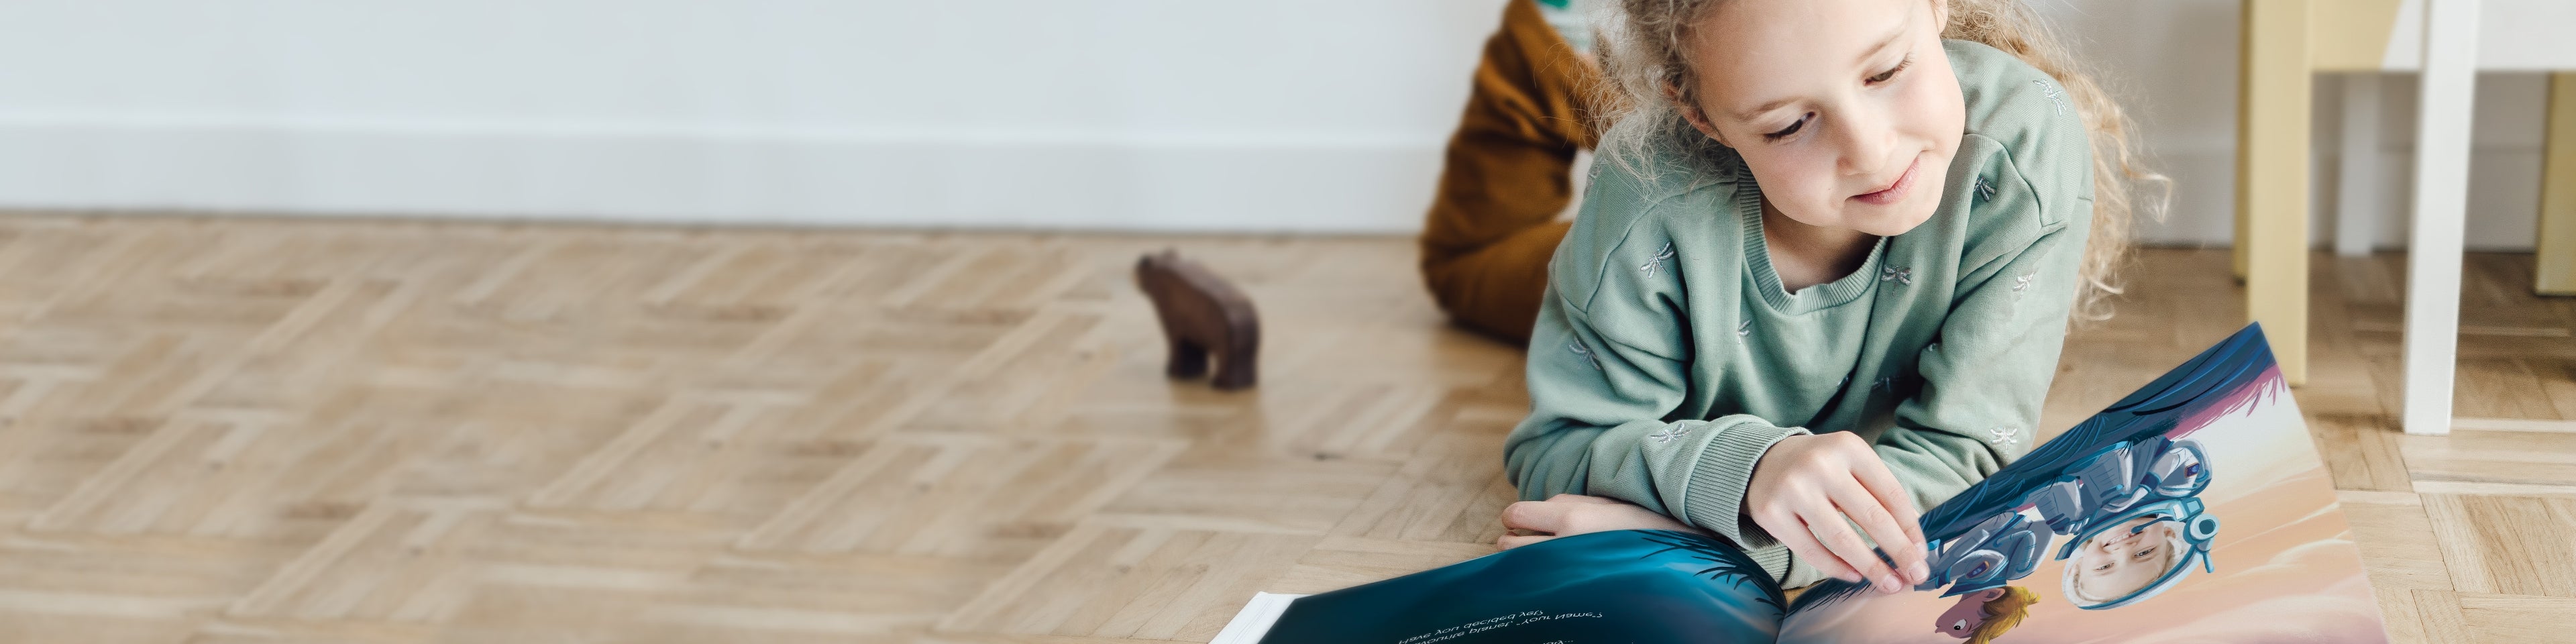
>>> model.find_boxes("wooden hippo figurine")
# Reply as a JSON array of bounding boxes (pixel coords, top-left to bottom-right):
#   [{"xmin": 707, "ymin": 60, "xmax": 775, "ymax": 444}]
[{"xmin": 1135, "ymin": 250, "xmax": 1259, "ymax": 390}]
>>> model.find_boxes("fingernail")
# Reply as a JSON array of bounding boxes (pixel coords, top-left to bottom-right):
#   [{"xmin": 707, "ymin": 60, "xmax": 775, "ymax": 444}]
[
  {"xmin": 1907, "ymin": 561, "xmax": 1929, "ymax": 585},
  {"xmin": 1876, "ymin": 574, "xmax": 1900, "ymax": 593}
]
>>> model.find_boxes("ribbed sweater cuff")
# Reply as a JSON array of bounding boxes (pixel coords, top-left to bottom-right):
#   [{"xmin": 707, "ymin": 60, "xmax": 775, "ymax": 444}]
[
  {"xmin": 1748, "ymin": 543, "xmax": 1796, "ymax": 584},
  {"xmin": 1745, "ymin": 543, "xmax": 1831, "ymax": 588},
  {"xmin": 1678, "ymin": 421, "xmax": 1808, "ymax": 551}
]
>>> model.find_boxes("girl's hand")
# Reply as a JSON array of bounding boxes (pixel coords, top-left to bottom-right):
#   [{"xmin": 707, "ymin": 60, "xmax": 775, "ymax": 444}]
[
  {"xmin": 1745, "ymin": 432, "xmax": 1931, "ymax": 594},
  {"xmin": 1498, "ymin": 494, "xmax": 1707, "ymax": 549}
]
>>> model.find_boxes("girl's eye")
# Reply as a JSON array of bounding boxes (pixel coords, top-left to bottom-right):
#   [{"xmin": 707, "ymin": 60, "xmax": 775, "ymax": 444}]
[
  {"xmin": 2133, "ymin": 546, "xmax": 2158, "ymax": 559},
  {"xmin": 1867, "ymin": 54, "xmax": 1913, "ymax": 85},
  {"xmin": 1764, "ymin": 113, "xmax": 1811, "ymax": 141}
]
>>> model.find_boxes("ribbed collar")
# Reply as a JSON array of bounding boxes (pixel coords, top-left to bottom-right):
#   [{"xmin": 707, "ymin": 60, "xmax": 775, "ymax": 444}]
[{"xmin": 1734, "ymin": 164, "xmax": 1886, "ymax": 315}]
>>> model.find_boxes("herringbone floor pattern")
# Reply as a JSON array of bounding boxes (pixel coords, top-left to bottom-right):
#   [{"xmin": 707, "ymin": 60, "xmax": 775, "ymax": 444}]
[{"xmin": 0, "ymin": 213, "xmax": 2567, "ymax": 643}]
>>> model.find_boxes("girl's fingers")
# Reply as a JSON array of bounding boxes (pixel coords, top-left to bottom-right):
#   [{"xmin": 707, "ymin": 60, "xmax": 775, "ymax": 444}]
[
  {"xmin": 1500, "ymin": 500, "xmax": 1571, "ymax": 534},
  {"xmin": 1825, "ymin": 478, "xmax": 1928, "ymax": 586},
  {"xmin": 1848, "ymin": 451, "xmax": 1927, "ymax": 549},
  {"xmin": 1803, "ymin": 506, "xmax": 1902, "ymax": 594},
  {"xmin": 1497, "ymin": 533, "xmax": 1555, "ymax": 549}
]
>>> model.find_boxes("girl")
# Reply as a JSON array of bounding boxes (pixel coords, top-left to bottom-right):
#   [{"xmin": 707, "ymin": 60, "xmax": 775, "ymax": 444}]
[{"xmin": 1474, "ymin": 0, "xmax": 2159, "ymax": 596}]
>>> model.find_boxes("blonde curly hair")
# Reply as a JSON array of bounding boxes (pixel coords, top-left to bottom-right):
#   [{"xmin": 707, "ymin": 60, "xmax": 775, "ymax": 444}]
[
  {"xmin": 1968, "ymin": 585, "xmax": 2041, "ymax": 644},
  {"xmin": 1588, "ymin": 0, "xmax": 2167, "ymax": 320}
]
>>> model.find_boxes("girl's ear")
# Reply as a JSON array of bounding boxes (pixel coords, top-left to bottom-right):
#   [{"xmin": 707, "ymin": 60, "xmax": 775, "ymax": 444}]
[
  {"xmin": 1930, "ymin": 0, "xmax": 1950, "ymax": 32},
  {"xmin": 1664, "ymin": 82, "xmax": 1730, "ymax": 147}
]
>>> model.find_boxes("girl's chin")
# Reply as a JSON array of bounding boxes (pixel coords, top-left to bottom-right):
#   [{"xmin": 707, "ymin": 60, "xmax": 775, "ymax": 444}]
[{"xmin": 1846, "ymin": 203, "xmax": 1938, "ymax": 237}]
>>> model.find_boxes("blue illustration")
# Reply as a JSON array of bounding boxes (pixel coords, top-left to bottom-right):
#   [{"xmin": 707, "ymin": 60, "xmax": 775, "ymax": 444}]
[
  {"xmin": 1257, "ymin": 530, "xmax": 1783, "ymax": 644},
  {"xmin": 1912, "ymin": 435, "xmax": 2219, "ymax": 608},
  {"xmin": 1914, "ymin": 505, "xmax": 2052, "ymax": 598},
  {"xmin": 1914, "ymin": 325, "xmax": 2271, "ymax": 541},
  {"xmin": 2037, "ymin": 436, "xmax": 2219, "ymax": 608},
  {"xmin": 1794, "ymin": 324, "xmax": 2279, "ymax": 615}
]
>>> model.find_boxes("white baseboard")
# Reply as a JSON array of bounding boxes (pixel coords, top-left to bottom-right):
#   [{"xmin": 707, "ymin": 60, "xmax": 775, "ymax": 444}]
[
  {"xmin": 0, "ymin": 117, "xmax": 1447, "ymax": 233},
  {"xmin": 0, "ymin": 117, "xmax": 2548, "ymax": 252}
]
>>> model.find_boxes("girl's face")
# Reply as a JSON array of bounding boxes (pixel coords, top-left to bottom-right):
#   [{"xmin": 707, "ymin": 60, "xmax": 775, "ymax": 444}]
[
  {"xmin": 1676, "ymin": 0, "xmax": 1965, "ymax": 237},
  {"xmin": 2072, "ymin": 516, "xmax": 2178, "ymax": 600}
]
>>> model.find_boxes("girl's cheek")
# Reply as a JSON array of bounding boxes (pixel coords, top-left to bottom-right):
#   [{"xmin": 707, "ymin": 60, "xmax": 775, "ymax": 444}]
[
  {"xmin": 1751, "ymin": 146, "xmax": 1847, "ymax": 224},
  {"xmin": 1743, "ymin": 148, "xmax": 1816, "ymax": 204},
  {"xmin": 1889, "ymin": 79, "xmax": 1947, "ymax": 140},
  {"xmin": 1778, "ymin": 148, "xmax": 1839, "ymax": 207}
]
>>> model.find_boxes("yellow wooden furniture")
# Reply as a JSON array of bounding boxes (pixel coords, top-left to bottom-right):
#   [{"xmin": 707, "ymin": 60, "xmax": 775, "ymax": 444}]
[
  {"xmin": 2540, "ymin": 74, "xmax": 2576, "ymax": 294},
  {"xmin": 2237, "ymin": 0, "xmax": 2310, "ymax": 387},
  {"xmin": 2241, "ymin": 0, "xmax": 2576, "ymax": 433}
]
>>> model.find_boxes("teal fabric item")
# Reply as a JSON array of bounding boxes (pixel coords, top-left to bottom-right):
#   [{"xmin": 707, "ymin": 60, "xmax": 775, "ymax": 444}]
[
  {"xmin": 1532, "ymin": 0, "xmax": 1593, "ymax": 54},
  {"xmin": 1504, "ymin": 40, "xmax": 2097, "ymax": 588}
]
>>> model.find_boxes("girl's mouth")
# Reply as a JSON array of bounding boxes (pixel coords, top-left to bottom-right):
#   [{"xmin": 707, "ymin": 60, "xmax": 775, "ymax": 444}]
[{"xmin": 1852, "ymin": 156, "xmax": 1922, "ymax": 206}]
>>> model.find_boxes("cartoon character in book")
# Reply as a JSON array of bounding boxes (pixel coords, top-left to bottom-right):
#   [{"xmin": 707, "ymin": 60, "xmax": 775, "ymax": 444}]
[
  {"xmin": 1914, "ymin": 510, "xmax": 2051, "ymax": 597},
  {"xmin": 1920, "ymin": 435, "xmax": 2219, "ymax": 608},
  {"xmin": 1931, "ymin": 586, "xmax": 2037, "ymax": 643},
  {"xmin": 2058, "ymin": 506, "xmax": 2200, "ymax": 606},
  {"xmin": 2028, "ymin": 435, "xmax": 2219, "ymax": 608}
]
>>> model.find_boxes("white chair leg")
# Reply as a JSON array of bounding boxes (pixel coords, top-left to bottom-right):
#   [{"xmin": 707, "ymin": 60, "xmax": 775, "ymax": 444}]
[
  {"xmin": 2336, "ymin": 73, "xmax": 2383, "ymax": 258},
  {"xmin": 2401, "ymin": 0, "xmax": 2480, "ymax": 436}
]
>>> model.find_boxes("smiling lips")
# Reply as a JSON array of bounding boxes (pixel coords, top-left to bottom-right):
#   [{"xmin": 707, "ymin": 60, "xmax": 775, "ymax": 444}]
[
  {"xmin": 2096, "ymin": 522, "xmax": 2153, "ymax": 551},
  {"xmin": 1851, "ymin": 155, "xmax": 1923, "ymax": 206}
]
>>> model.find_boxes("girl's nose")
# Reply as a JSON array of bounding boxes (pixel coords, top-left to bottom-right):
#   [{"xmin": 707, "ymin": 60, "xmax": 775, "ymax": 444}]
[{"xmin": 1835, "ymin": 109, "xmax": 1896, "ymax": 177}]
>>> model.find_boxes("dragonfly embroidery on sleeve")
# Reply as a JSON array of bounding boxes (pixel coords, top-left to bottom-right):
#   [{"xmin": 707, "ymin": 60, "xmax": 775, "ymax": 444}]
[
  {"xmin": 2035, "ymin": 78, "xmax": 2070, "ymax": 116},
  {"xmin": 1880, "ymin": 266, "xmax": 1912, "ymax": 286},
  {"xmin": 1639, "ymin": 241, "xmax": 1676, "ymax": 278},
  {"xmin": 1987, "ymin": 425, "xmax": 2019, "ymax": 447},
  {"xmin": 1646, "ymin": 423, "xmax": 1690, "ymax": 445},
  {"xmin": 1568, "ymin": 340, "xmax": 1601, "ymax": 371}
]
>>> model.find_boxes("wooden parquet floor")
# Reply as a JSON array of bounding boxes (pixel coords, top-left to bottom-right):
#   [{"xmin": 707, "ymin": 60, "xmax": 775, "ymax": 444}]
[{"xmin": 0, "ymin": 213, "xmax": 2569, "ymax": 643}]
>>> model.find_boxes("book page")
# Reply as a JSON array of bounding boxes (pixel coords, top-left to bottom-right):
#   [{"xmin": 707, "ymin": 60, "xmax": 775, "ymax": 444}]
[
  {"xmin": 1777, "ymin": 325, "xmax": 2388, "ymax": 643},
  {"xmin": 1253, "ymin": 529, "xmax": 1786, "ymax": 644},
  {"xmin": 1211, "ymin": 592, "xmax": 1308, "ymax": 644}
]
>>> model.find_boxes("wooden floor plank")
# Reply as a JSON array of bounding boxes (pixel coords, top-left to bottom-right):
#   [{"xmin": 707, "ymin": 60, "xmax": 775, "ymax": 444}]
[{"xmin": 0, "ymin": 213, "xmax": 2568, "ymax": 641}]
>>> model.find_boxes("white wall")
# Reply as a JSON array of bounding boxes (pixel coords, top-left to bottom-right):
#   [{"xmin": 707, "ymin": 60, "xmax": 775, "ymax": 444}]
[
  {"xmin": 0, "ymin": 1, "xmax": 1504, "ymax": 231},
  {"xmin": 2309, "ymin": 72, "xmax": 2552, "ymax": 252},
  {"xmin": 2031, "ymin": 0, "xmax": 2553, "ymax": 251},
  {"xmin": 0, "ymin": 0, "xmax": 2556, "ymax": 246}
]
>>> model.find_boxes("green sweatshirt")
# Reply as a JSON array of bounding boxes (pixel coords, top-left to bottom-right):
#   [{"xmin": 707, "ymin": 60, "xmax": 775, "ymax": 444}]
[{"xmin": 1504, "ymin": 40, "xmax": 2094, "ymax": 587}]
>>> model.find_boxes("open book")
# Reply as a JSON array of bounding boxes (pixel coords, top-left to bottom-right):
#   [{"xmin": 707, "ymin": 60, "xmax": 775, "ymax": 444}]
[{"xmin": 1213, "ymin": 324, "xmax": 2387, "ymax": 643}]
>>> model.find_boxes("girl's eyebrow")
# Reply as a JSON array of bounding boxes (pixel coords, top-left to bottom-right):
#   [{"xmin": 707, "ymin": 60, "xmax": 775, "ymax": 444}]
[
  {"xmin": 1731, "ymin": 98, "xmax": 1798, "ymax": 123},
  {"xmin": 1727, "ymin": 5, "xmax": 1918, "ymax": 123},
  {"xmin": 1851, "ymin": 11, "xmax": 1913, "ymax": 69}
]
